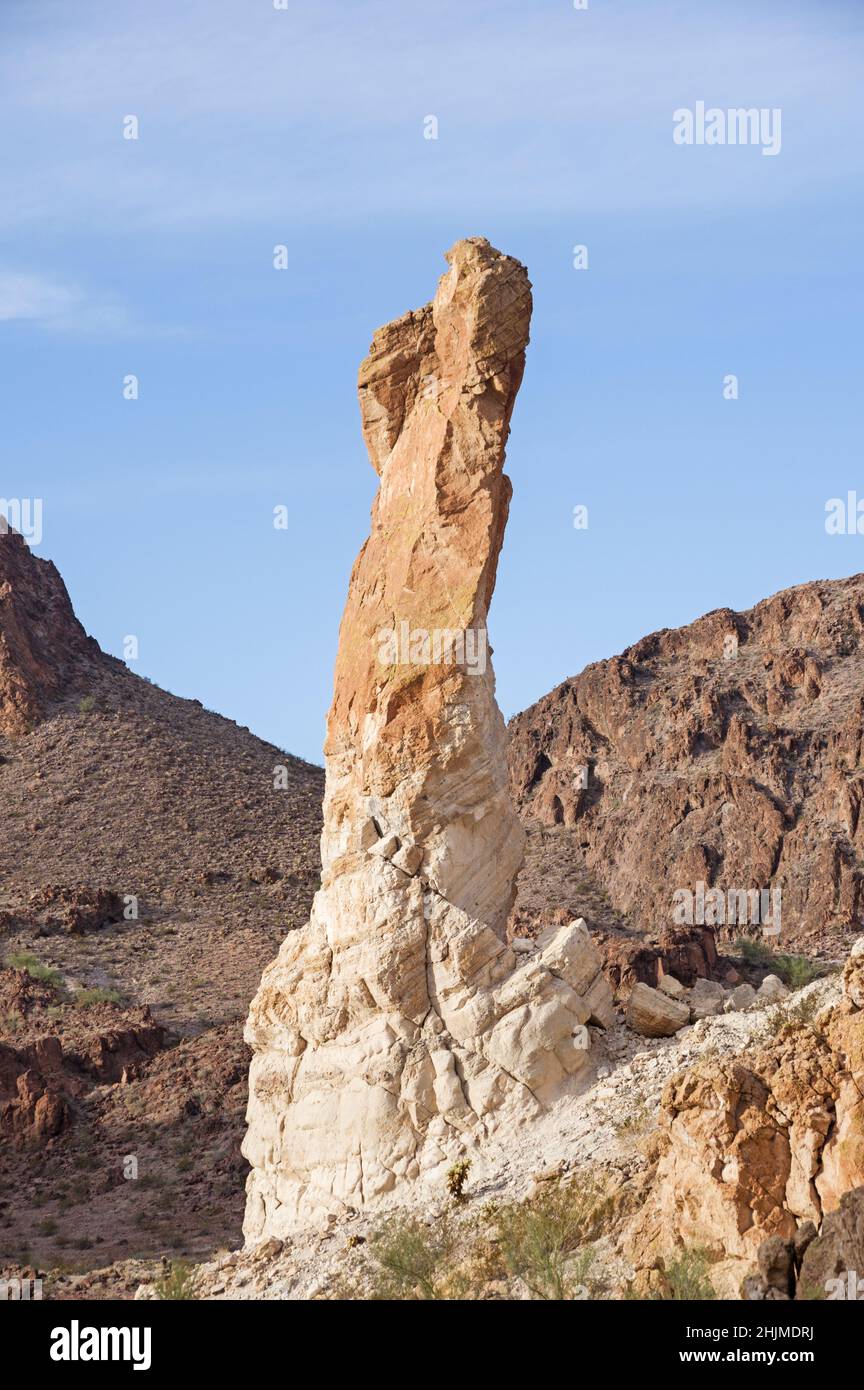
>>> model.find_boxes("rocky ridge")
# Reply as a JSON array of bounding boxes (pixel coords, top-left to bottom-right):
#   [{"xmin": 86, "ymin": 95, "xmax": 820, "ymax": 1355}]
[
  {"xmin": 509, "ymin": 573, "xmax": 864, "ymax": 956},
  {"xmin": 0, "ymin": 525, "xmax": 324, "ymax": 1271}
]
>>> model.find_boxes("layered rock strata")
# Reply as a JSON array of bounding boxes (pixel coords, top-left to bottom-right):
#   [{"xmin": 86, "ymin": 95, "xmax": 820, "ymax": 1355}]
[{"xmin": 243, "ymin": 239, "xmax": 612, "ymax": 1238}]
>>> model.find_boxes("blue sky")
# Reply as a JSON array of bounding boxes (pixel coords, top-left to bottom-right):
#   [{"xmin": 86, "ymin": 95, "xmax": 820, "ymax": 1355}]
[{"xmin": 1, "ymin": 0, "xmax": 862, "ymax": 762}]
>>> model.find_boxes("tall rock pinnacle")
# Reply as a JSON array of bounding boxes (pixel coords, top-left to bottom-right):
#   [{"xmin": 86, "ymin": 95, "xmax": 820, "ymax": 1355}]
[
  {"xmin": 331, "ymin": 235, "xmax": 530, "ymax": 934},
  {"xmin": 242, "ymin": 239, "xmax": 612, "ymax": 1237}
]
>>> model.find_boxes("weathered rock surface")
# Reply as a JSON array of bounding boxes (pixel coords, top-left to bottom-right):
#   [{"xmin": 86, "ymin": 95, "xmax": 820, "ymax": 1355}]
[
  {"xmin": 0, "ymin": 528, "xmax": 98, "ymax": 736},
  {"xmin": 744, "ymin": 1190, "xmax": 864, "ymax": 1300},
  {"xmin": 242, "ymin": 239, "xmax": 613, "ymax": 1239},
  {"xmin": 755, "ymin": 973, "xmax": 789, "ymax": 1007},
  {"xmin": 626, "ymin": 982, "xmax": 690, "ymax": 1037},
  {"xmin": 0, "ymin": 967, "xmax": 165, "ymax": 1147},
  {"xmin": 627, "ymin": 940, "xmax": 864, "ymax": 1291},
  {"xmin": 689, "ymin": 977, "xmax": 726, "ymax": 1020},
  {"xmin": 508, "ymin": 574, "xmax": 864, "ymax": 953},
  {"xmin": 726, "ymin": 982, "xmax": 757, "ymax": 1012},
  {"xmin": 797, "ymin": 1186, "xmax": 864, "ymax": 1299}
]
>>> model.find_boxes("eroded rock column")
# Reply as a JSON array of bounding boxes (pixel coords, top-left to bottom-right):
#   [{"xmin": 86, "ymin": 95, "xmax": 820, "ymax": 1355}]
[{"xmin": 242, "ymin": 238, "xmax": 612, "ymax": 1238}]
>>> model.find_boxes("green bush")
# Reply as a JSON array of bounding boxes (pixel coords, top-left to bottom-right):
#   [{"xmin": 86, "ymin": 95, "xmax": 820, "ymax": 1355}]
[
  {"xmin": 4, "ymin": 952, "xmax": 63, "ymax": 988},
  {"xmin": 736, "ymin": 938, "xmax": 825, "ymax": 990},
  {"xmin": 365, "ymin": 1216, "xmax": 461, "ymax": 1300},
  {"xmin": 735, "ymin": 936, "xmax": 776, "ymax": 969},
  {"xmin": 664, "ymin": 1246, "xmax": 717, "ymax": 1300},
  {"xmin": 773, "ymin": 954, "xmax": 824, "ymax": 990},
  {"xmin": 72, "ymin": 987, "xmax": 123, "ymax": 1008},
  {"xmin": 154, "ymin": 1260, "xmax": 197, "ymax": 1300},
  {"xmin": 494, "ymin": 1180, "xmax": 604, "ymax": 1300},
  {"xmin": 366, "ymin": 1216, "xmax": 467, "ymax": 1300}
]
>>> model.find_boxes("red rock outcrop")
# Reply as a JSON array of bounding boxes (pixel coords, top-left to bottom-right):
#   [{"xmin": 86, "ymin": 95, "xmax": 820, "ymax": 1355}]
[
  {"xmin": 626, "ymin": 939, "xmax": 864, "ymax": 1293},
  {"xmin": 509, "ymin": 576, "xmax": 864, "ymax": 952},
  {"xmin": 0, "ymin": 528, "xmax": 99, "ymax": 736},
  {"xmin": 0, "ymin": 966, "xmax": 166, "ymax": 1146}
]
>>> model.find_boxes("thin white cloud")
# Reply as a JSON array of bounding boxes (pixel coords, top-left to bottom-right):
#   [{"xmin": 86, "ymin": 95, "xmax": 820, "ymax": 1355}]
[
  {"xmin": 0, "ymin": 272, "xmax": 81, "ymax": 322},
  {"xmin": 0, "ymin": 270, "xmax": 135, "ymax": 335},
  {"xmin": 0, "ymin": 269, "xmax": 190, "ymax": 338}
]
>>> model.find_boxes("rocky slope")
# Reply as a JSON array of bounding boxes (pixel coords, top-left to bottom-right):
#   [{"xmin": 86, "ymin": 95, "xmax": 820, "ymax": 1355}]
[
  {"xmin": 509, "ymin": 574, "xmax": 864, "ymax": 957},
  {"xmin": 0, "ymin": 527, "xmax": 324, "ymax": 1271}
]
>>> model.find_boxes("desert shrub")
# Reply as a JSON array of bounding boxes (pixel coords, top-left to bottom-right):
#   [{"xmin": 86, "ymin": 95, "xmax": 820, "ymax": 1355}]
[
  {"xmin": 366, "ymin": 1215, "xmax": 461, "ymax": 1300},
  {"xmin": 615, "ymin": 1105, "xmax": 652, "ymax": 1137},
  {"xmin": 765, "ymin": 991, "xmax": 823, "ymax": 1040},
  {"xmin": 72, "ymin": 987, "xmax": 123, "ymax": 1008},
  {"xmin": 154, "ymin": 1260, "xmax": 197, "ymax": 1300},
  {"xmin": 773, "ymin": 954, "xmax": 824, "ymax": 990},
  {"xmin": 736, "ymin": 935, "xmax": 776, "ymax": 969},
  {"xmin": 628, "ymin": 1248, "xmax": 717, "ymax": 1300},
  {"xmin": 736, "ymin": 937, "xmax": 825, "ymax": 991},
  {"xmin": 77, "ymin": 695, "xmax": 97, "ymax": 714},
  {"xmin": 4, "ymin": 952, "xmax": 63, "ymax": 988},
  {"xmin": 664, "ymin": 1246, "xmax": 716, "ymax": 1300},
  {"xmin": 494, "ymin": 1179, "xmax": 605, "ymax": 1300}
]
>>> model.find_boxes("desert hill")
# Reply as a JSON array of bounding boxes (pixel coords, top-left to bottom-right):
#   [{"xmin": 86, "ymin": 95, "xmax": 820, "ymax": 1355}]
[
  {"xmin": 509, "ymin": 573, "xmax": 864, "ymax": 959},
  {"xmin": 0, "ymin": 529, "xmax": 323, "ymax": 1272}
]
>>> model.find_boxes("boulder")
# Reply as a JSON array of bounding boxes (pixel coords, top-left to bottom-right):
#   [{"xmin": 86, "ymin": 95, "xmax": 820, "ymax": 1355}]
[
  {"xmin": 798, "ymin": 1187, "xmax": 864, "ymax": 1300},
  {"xmin": 725, "ymin": 982, "xmax": 757, "ymax": 1013},
  {"xmin": 391, "ymin": 842, "xmax": 423, "ymax": 875},
  {"xmin": 755, "ymin": 974, "xmax": 789, "ymax": 1007},
  {"xmin": 357, "ymin": 818, "xmax": 380, "ymax": 851},
  {"xmin": 757, "ymin": 1234, "xmax": 794, "ymax": 1296},
  {"xmin": 369, "ymin": 833, "xmax": 399, "ymax": 861},
  {"xmin": 626, "ymin": 982, "xmax": 690, "ymax": 1037},
  {"xmin": 689, "ymin": 977, "xmax": 726, "ymax": 1020}
]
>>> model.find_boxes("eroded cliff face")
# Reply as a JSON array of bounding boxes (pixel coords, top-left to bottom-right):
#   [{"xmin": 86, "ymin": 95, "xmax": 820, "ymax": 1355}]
[
  {"xmin": 0, "ymin": 528, "xmax": 98, "ymax": 736},
  {"xmin": 242, "ymin": 239, "xmax": 612, "ymax": 1239},
  {"xmin": 509, "ymin": 577, "xmax": 864, "ymax": 953}
]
